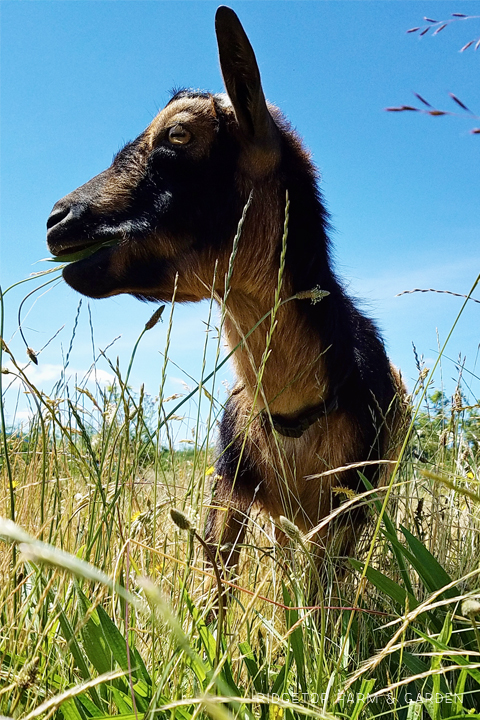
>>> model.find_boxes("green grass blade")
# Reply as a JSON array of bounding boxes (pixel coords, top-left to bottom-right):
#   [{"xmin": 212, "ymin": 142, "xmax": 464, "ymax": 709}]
[
  {"xmin": 52, "ymin": 698, "xmax": 84, "ymax": 720},
  {"xmin": 282, "ymin": 584, "xmax": 307, "ymax": 696},
  {"xmin": 95, "ymin": 604, "xmax": 151, "ymax": 712},
  {"xmin": 350, "ymin": 558, "xmax": 419, "ymax": 611},
  {"xmin": 239, "ymin": 641, "xmax": 263, "ymax": 694},
  {"xmin": 414, "ymin": 626, "xmax": 480, "ymax": 685},
  {"xmin": 96, "ymin": 604, "xmax": 132, "ymax": 674},
  {"xmin": 76, "ymin": 585, "xmax": 114, "ymax": 676},
  {"xmin": 349, "ymin": 678, "xmax": 376, "ymax": 720},
  {"xmin": 54, "ymin": 594, "xmax": 103, "ymax": 709},
  {"xmin": 401, "ymin": 526, "xmax": 457, "ymax": 599},
  {"xmin": 184, "ymin": 591, "xmax": 216, "ymax": 666},
  {"xmin": 359, "ymin": 474, "xmax": 415, "ymax": 596}
]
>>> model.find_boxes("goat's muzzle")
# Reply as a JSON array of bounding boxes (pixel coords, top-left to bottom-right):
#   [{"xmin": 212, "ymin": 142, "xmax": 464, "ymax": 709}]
[{"xmin": 47, "ymin": 199, "xmax": 94, "ymax": 256}]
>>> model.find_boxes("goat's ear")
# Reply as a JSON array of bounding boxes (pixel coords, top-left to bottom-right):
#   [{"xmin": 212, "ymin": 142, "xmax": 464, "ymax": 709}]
[{"xmin": 215, "ymin": 6, "xmax": 279, "ymax": 158}]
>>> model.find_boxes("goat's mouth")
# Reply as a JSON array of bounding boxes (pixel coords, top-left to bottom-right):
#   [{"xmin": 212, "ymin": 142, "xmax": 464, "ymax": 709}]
[
  {"xmin": 59, "ymin": 241, "xmax": 128, "ymax": 298},
  {"xmin": 46, "ymin": 231, "xmax": 127, "ymax": 298},
  {"xmin": 53, "ymin": 233, "xmax": 169, "ymax": 300},
  {"xmin": 48, "ymin": 236, "xmax": 122, "ymax": 264}
]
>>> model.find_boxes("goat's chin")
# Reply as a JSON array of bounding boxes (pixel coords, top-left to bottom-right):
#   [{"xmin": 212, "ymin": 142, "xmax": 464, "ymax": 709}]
[
  {"xmin": 62, "ymin": 270, "xmax": 119, "ymax": 299},
  {"xmin": 61, "ymin": 247, "xmax": 183, "ymax": 301},
  {"xmin": 61, "ymin": 246, "xmax": 125, "ymax": 298}
]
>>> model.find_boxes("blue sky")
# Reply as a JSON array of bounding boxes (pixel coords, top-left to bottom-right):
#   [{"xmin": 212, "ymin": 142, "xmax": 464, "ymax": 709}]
[{"xmin": 1, "ymin": 1, "xmax": 479, "ymax": 432}]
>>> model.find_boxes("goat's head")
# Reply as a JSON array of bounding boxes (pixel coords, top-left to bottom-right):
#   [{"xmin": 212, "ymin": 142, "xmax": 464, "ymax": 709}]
[{"xmin": 46, "ymin": 7, "xmax": 286, "ymax": 303}]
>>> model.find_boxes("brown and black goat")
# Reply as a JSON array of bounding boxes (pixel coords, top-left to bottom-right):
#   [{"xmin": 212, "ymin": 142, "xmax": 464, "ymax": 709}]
[{"xmin": 47, "ymin": 7, "xmax": 406, "ymax": 579}]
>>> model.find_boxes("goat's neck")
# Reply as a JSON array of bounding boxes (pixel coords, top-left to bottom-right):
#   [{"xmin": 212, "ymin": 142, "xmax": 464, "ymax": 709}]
[{"xmin": 223, "ymin": 290, "xmax": 328, "ymax": 416}]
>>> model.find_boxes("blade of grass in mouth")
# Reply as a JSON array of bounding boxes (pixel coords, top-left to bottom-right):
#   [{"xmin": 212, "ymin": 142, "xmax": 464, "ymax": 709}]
[{"xmin": 45, "ymin": 237, "xmax": 120, "ymax": 264}]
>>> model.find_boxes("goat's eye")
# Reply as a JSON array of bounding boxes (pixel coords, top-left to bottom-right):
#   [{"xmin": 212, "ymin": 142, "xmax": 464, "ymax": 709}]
[{"xmin": 168, "ymin": 125, "xmax": 192, "ymax": 145}]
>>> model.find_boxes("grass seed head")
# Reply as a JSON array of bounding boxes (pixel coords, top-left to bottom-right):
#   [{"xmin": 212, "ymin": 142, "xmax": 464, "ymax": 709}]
[
  {"xmin": 170, "ymin": 507, "xmax": 193, "ymax": 532},
  {"xmin": 462, "ymin": 598, "xmax": 480, "ymax": 617},
  {"xmin": 145, "ymin": 305, "xmax": 165, "ymax": 330},
  {"xmin": 294, "ymin": 286, "xmax": 330, "ymax": 304},
  {"xmin": 27, "ymin": 347, "xmax": 38, "ymax": 365},
  {"xmin": 279, "ymin": 515, "xmax": 303, "ymax": 545}
]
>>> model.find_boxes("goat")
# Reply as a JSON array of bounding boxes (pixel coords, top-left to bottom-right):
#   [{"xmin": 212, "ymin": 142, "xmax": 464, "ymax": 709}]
[{"xmin": 46, "ymin": 6, "xmax": 406, "ymax": 579}]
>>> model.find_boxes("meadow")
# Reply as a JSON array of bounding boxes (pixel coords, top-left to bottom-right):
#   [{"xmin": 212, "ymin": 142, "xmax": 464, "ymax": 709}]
[{"xmin": 1, "ymin": 260, "xmax": 480, "ymax": 720}]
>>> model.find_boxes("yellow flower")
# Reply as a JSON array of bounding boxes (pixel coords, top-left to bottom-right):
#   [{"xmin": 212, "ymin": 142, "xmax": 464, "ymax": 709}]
[
  {"xmin": 205, "ymin": 466, "xmax": 215, "ymax": 476},
  {"xmin": 270, "ymin": 707, "xmax": 284, "ymax": 719}
]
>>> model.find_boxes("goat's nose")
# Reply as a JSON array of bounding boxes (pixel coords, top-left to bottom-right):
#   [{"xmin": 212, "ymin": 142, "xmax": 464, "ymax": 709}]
[
  {"xmin": 47, "ymin": 199, "xmax": 88, "ymax": 252},
  {"xmin": 46, "ymin": 203, "xmax": 71, "ymax": 231},
  {"xmin": 46, "ymin": 199, "xmax": 86, "ymax": 241}
]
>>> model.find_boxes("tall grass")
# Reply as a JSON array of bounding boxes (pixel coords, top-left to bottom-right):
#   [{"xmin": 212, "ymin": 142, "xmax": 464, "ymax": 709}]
[{"xmin": 1, "ymin": 252, "xmax": 480, "ymax": 718}]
